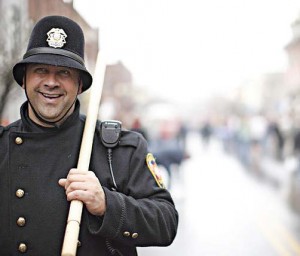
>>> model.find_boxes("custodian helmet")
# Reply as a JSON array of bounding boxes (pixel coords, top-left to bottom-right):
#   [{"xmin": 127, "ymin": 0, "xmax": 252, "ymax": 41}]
[{"xmin": 13, "ymin": 15, "xmax": 93, "ymax": 92}]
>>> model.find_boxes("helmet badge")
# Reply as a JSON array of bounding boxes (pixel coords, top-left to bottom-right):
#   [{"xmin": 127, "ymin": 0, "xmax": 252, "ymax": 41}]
[{"xmin": 46, "ymin": 28, "xmax": 67, "ymax": 48}]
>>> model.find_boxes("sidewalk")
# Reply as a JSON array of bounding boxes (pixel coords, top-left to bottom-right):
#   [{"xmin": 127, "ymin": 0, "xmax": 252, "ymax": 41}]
[{"xmin": 259, "ymin": 155, "xmax": 300, "ymax": 208}]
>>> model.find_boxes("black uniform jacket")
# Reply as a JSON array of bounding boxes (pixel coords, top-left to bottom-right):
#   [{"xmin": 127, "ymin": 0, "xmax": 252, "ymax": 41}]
[{"xmin": 0, "ymin": 102, "xmax": 178, "ymax": 256}]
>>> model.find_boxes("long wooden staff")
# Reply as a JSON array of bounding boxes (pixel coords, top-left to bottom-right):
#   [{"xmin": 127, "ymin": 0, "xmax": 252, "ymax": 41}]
[{"xmin": 61, "ymin": 51, "xmax": 106, "ymax": 256}]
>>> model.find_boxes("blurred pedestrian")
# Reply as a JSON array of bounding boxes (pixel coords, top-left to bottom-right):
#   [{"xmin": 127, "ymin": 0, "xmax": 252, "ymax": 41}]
[
  {"xmin": 0, "ymin": 15, "xmax": 178, "ymax": 255},
  {"xmin": 131, "ymin": 117, "xmax": 148, "ymax": 140},
  {"xmin": 200, "ymin": 121, "xmax": 212, "ymax": 146},
  {"xmin": 266, "ymin": 120, "xmax": 284, "ymax": 160}
]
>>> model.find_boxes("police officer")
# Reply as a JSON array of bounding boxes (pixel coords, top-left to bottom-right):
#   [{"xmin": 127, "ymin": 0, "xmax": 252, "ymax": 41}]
[{"xmin": 0, "ymin": 15, "xmax": 178, "ymax": 255}]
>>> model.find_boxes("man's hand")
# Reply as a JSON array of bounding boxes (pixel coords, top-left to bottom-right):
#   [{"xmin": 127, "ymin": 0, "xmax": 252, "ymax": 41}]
[{"xmin": 58, "ymin": 169, "xmax": 106, "ymax": 216}]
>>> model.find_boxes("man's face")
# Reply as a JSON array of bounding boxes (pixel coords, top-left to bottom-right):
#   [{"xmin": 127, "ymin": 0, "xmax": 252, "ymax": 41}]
[{"xmin": 24, "ymin": 64, "xmax": 82, "ymax": 126}]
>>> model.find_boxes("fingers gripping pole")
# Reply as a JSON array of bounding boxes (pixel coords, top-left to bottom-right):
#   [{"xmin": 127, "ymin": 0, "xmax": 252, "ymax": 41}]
[{"xmin": 61, "ymin": 51, "xmax": 106, "ymax": 256}]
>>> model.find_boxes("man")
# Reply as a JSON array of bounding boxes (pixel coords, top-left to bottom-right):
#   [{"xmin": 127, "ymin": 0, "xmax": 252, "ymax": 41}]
[{"xmin": 0, "ymin": 15, "xmax": 178, "ymax": 255}]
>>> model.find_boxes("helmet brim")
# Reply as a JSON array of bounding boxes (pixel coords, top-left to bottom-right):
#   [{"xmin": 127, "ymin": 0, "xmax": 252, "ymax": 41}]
[{"xmin": 13, "ymin": 53, "xmax": 93, "ymax": 92}]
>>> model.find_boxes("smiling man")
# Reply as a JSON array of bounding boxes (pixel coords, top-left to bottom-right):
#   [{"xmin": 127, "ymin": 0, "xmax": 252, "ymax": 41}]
[{"xmin": 0, "ymin": 15, "xmax": 178, "ymax": 255}]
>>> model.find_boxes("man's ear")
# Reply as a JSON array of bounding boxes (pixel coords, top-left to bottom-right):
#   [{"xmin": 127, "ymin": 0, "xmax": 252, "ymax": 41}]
[
  {"xmin": 78, "ymin": 79, "xmax": 83, "ymax": 95},
  {"xmin": 21, "ymin": 77, "xmax": 25, "ymax": 89},
  {"xmin": 21, "ymin": 65, "xmax": 26, "ymax": 89}
]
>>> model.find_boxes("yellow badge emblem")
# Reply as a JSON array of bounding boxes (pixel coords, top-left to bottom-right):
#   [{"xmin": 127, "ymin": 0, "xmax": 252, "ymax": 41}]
[{"xmin": 146, "ymin": 153, "xmax": 164, "ymax": 188}]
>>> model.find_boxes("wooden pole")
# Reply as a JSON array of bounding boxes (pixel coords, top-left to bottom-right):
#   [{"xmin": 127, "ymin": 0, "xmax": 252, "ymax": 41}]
[{"xmin": 61, "ymin": 51, "xmax": 106, "ymax": 256}]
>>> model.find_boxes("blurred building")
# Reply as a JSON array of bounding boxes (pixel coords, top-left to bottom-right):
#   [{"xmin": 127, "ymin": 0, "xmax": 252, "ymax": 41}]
[
  {"xmin": 0, "ymin": 0, "xmax": 28, "ymax": 59},
  {"xmin": 99, "ymin": 61, "xmax": 136, "ymax": 127},
  {"xmin": 285, "ymin": 13, "xmax": 300, "ymax": 128},
  {"xmin": 285, "ymin": 15, "xmax": 300, "ymax": 95},
  {"xmin": 0, "ymin": 0, "xmax": 29, "ymax": 123},
  {"xmin": 236, "ymin": 73, "xmax": 286, "ymax": 115}
]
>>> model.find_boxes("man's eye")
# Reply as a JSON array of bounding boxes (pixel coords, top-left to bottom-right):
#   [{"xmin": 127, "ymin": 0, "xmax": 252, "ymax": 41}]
[{"xmin": 59, "ymin": 70, "xmax": 70, "ymax": 76}]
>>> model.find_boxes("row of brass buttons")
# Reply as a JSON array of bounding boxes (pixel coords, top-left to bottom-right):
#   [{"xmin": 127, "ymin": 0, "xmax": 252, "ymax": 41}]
[
  {"xmin": 123, "ymin": 231, "xmax": 139, "ymax": 239},
  {"xmin": 17, "ymin": 216, "xmax": 27, "ymax": 253},
  {"xmin": 14, "ymin": 136, "xmax": 80, "ymax": 252},
  {"xmin": 15, "ymin": 140, "xmax": 25, "ymax": 253}
]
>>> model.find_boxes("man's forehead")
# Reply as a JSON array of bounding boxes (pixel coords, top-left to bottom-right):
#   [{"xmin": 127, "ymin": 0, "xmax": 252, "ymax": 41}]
[{"xmin": 27, "ymin": 63, "xmax": 77, "ymax": 71}]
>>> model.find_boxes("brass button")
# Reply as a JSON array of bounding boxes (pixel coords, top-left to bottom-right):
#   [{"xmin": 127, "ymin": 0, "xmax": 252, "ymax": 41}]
[
  {"xmin": 16, "ymin": 189, "xmax": 25, "ymax": 198},
  {"xmin": 17, "ymin": 217, "xmax": 26, "ymax": 227},
  {"xmin": 18, "ymin": 243, "xmax": 27, "ymax": 253},
  {"xmin": 77, "ymin": 240, "xmax": 81, "ymax": 247},
  {"xmin": 15, "ymin": 137, "xmax": 23, "ymax": 145},
  {"xmin": 132, "ymin": 233, "xmax": 139, "ymax": 239},
  {"xmin": 123, "ymin": 231, "xmax": 130, "ymax": 237}
]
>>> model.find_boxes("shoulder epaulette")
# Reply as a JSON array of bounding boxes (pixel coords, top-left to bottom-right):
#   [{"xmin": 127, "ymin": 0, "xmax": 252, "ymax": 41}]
[
  {"xmin": 0, "ymin": 121, "xmax": 18, "ymax": 136},
  {"xmin": 118, "ymin": 130, "xmax": 141, "ymax": 147},
  {"xmin": 4, "ymin": 120, "xmax": 22, "ymax": 131}
]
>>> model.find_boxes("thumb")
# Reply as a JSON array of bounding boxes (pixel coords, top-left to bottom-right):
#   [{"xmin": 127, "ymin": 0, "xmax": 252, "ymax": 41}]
[{"xmin": 58, "ymin": 178, "xmax": 67, "ymax": 187}]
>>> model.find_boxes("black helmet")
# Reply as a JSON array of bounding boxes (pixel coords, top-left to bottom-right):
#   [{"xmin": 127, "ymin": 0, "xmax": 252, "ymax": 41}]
[{"xmin": 13, "ymin": 15, "xmax": 93, "ymax": 92}]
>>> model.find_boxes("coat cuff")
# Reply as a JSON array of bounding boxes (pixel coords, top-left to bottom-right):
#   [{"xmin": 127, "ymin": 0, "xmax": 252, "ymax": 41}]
[{"xmin": 88, "ymin": 187, "xmax": 126, "ymax": 239}]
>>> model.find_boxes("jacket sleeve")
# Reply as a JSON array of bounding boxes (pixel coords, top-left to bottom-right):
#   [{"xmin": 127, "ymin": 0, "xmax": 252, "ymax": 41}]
[{"xmin": 88, "ymin": 131, "xmax": 178, "ymax": 247}]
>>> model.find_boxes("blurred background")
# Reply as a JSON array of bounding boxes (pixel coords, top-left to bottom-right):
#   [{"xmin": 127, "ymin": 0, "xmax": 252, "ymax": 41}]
[{"xmin": 3, "ymin": 0, "xmax": 300, "ymax": 255}]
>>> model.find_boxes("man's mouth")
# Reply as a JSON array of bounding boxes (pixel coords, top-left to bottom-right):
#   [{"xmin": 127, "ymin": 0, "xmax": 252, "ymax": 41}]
[{"xmin": 41, "ymin": 92, "xmax": 62, "ymax": 99}]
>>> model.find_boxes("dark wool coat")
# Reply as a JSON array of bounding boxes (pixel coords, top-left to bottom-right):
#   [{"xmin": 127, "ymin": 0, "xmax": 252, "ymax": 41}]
[{"xmin": 0, "ymin": 102, "xmax": 178, "ymax": 256}]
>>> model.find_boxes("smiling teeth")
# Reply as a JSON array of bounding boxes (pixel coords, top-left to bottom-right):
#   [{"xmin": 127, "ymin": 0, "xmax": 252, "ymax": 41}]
[{"xmin": 42, "ymin": 93, "xmax": 60, "ymax": 98}]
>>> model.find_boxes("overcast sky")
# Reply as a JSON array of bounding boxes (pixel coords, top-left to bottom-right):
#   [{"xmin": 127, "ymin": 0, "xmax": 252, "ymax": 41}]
[{"xmin": 74, "ymin": 0, "xmax": 300, "ymax": 104}]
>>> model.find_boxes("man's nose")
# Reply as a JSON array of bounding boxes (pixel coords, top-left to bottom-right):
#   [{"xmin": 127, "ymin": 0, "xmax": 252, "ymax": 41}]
[{"xmin": 44, "ymin": 72, "xmax": 60, "ymax": 87}]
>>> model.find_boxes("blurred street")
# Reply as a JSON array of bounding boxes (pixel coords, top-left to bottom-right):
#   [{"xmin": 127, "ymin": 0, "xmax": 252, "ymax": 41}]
[{"xmin": 138, "ymin": 131, "xmax": 300, "ymax": 256}]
